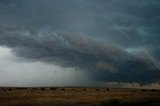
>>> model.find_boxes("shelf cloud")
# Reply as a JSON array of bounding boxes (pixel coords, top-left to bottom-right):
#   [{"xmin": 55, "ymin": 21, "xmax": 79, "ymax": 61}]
[{"xmin": 0, "ymin": 0, "xmax": 160, "ymax": 85}]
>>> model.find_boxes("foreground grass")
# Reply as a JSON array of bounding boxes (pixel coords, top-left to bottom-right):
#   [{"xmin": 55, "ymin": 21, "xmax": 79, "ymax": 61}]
[{"xmin": 0, "ymin": 87, "xmax": 159, "ymax": 106}]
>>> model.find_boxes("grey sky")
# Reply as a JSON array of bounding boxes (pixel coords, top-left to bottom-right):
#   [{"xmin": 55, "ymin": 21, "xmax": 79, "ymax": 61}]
[
  {"xmin": 0, "ymin": 0, "xmax": 160, "ymax": 86},
  {"xmin": 0, "ymin": 47, "xmax": 94, "ymax": 87}
]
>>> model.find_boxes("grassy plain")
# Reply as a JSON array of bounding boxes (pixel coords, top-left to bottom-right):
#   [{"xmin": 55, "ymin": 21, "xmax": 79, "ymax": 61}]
[{"xmin": 0, "ymin": 87, "xmax": 160, "ymax": 106}]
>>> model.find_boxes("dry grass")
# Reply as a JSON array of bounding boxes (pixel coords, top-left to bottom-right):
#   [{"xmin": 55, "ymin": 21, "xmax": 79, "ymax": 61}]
[{"xmin": 0, "ymin": 87, "xmax": 159, "ymax": 106}]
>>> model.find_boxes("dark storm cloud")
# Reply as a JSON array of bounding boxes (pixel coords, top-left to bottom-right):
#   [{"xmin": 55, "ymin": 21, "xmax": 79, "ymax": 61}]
[
  {"xmin": 0, "ymin": 26, "xmax": 159, "ymax": 83},
  {"xmin": 0, "ymin": 0, "xmax": 160, "ymax": 83}
]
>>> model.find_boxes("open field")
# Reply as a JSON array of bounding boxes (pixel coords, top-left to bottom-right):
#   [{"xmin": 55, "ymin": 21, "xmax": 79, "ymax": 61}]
[{"xmin": 0, "ymin": 87, "xmax": 160, "ymax": 106}]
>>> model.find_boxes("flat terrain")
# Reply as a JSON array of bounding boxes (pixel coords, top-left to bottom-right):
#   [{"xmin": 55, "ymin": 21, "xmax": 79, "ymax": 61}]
[{"xmin": 0, "ymin": 87, "xmax": 160, "ymax": 106}]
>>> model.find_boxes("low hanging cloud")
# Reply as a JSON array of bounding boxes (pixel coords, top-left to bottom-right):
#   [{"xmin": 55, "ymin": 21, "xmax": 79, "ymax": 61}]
[
  {"xmin": 0, "ymin": 0, "xmax": 160, "ymax": 85},
  {"xmin": 0, "ymin": 26, "xmax": 159, "ymax": 83}
]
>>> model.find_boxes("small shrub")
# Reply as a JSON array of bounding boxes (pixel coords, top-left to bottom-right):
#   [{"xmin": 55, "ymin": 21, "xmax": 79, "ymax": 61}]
[
  {"xmin": 50, "ymin": 87, "xmax": 57, "ymax": 90},
  {"xmin": 96, "ymin": 89, "xmax": 100, "ymax": 91},
  {"xmin": 72, "ymin": 88, "xmax": 74, "ymax": 91},
  {"xmin": 151, "ymin": 89, "xmax": 156, "ymax": 92},
  {"xmin": 20, "ymin": 87, "xmax": 23, "ymax": 90},
  {"xmin": 81, "ymin": 88, "xmax": 86, "ymax": 91},
  {"xmin": 41, "ymin": 87, "xmax": 45, "ymax": 91},
  {"xmin": 142, "ymin": 89, "xmax": 147, "ymax": 92},
  {"xmin": 106, "ymin": 88, "xmax": 110, "ymax": 91},
  {"xmin": 101, "ymin": 99, "xmax": 120, "ymax": 106},
  {"xmin": 61, "ymin": 88, "xmax": 65, "ymax": 91},
  {"xmin": 8, "ymin": 88, "xmax": 12, "ymax": 91},
  {"xmin": 33, "ymin": 88, "xmax": 38, "ymax": 90}
]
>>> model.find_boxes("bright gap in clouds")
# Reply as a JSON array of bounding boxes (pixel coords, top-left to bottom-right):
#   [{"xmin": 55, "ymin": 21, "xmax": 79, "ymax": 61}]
[
  {"xmin": 126, "ymin": 48, "xmax": 143, "ymax": 53},
  {"xmin": 0, "ymin": 46, "xmax": 94, "ymax": 87}
]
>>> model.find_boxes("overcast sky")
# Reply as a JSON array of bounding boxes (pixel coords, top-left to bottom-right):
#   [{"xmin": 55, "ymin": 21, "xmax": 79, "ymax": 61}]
[{"xmin": 0, "ymin": 0, "xmax": 160, "ymax": 87}]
